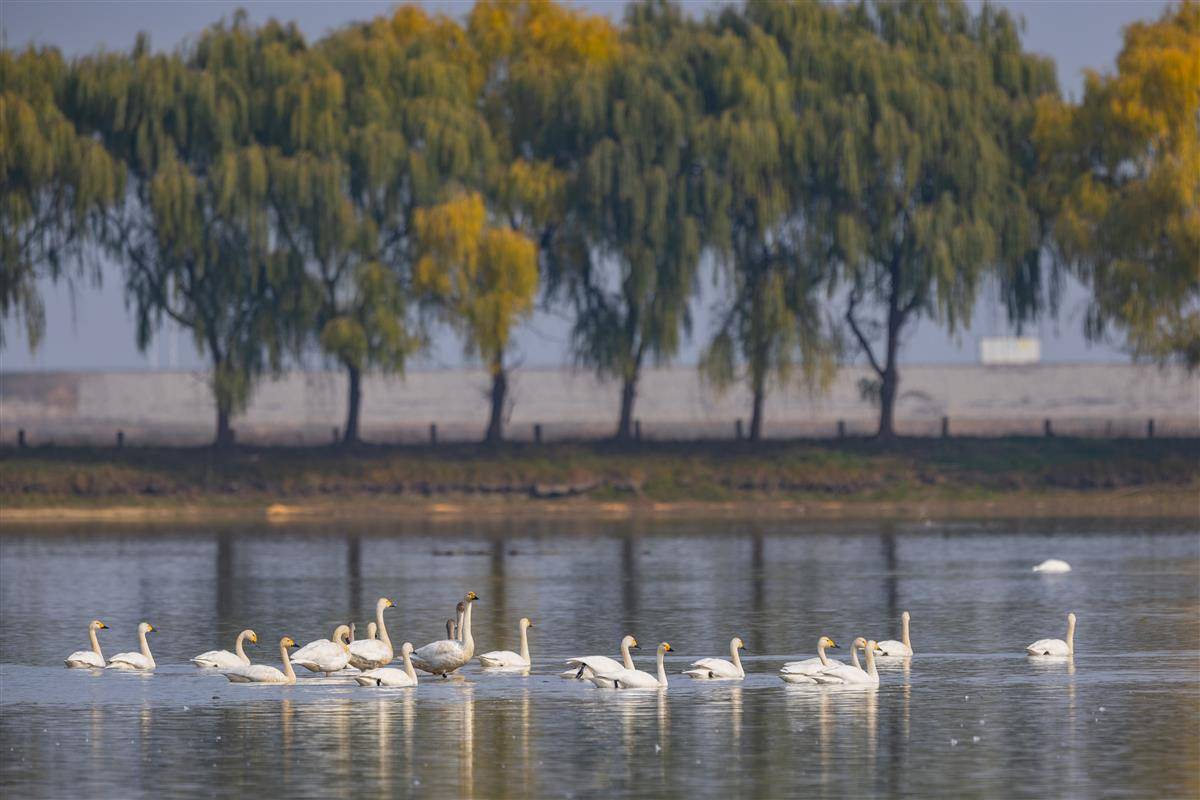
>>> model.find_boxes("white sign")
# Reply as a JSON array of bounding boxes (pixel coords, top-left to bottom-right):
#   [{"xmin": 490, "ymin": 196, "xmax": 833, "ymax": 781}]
[{"xmin": 979, "ymin": 337, "xmax": 1041, "ymax": 365}]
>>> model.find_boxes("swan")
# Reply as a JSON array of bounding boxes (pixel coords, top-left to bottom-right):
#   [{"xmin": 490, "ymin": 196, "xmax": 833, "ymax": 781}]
[
  {"xmin": 355, "ymin": 643, "xmax": 419, "ymax": 687},
  {"xmin": 454, "ymin": 601, "xmax": 465, "ymax": 641},
  {"xmin": 590, "ymin": 642, "xmax": 672, "ymax": 689},
  {"xmin": 65, "ymin": 620, "xmax": 109, "ymax": 668},
  {"xmin": 348, "ymin": 598, "xmax": 396, "ymax": 670},
  {"xmin": 412, "ymin": 591, "xmax": 478, "ymax": 676},
  {"xmin": 106, "ymin": 622, "xmax": 157, "ymax": 671},
  {"xmin": 561, "ymin": 635, "xmax": 639, "ymax": 680},
  {"xmin": 779, "ymin": 636, "xmax": 842, "ymax": 684},
  {"xmin": 192, "ymin": 629, "xmax": 257, "ymax": 669},
  {"xmin": 224, "ymin": 636, "xmax": 299, "ymax": 684},
  {"xmin": 367, "ymin": 622, "xmax": 378, "ymax": 640},
  {"xmin": 1026, "ymin": 612, "xmax": 1076, "ymax": 656},
  {"xmin": 811, "ymin": 637, "xmax": 878, "ymax": 686},
  {"xmin": 291, "ymin": 624, "xmax": 352, "ymax": 676},
  {"xmin": 478, "ymin": 617, "xmax": 534, "ymax": 668},
  {"xmin": 1033, "ymin": 559, "xmax": 1071, "ymax": 573},
  {"xmin": 683, "ymin": 637, "xmax": 746, "ymax": 679},
  {"xmin": 874, "ymin": 611, "xmax": 913, "ymax": 656},
  {"xmin": 446, "ymin": 618, "xmax": 457, "ymax": 640}
]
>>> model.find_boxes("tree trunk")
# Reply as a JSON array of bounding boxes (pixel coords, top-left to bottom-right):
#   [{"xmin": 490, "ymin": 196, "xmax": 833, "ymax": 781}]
[
  {"xmin": 215, "ymin": 403, "xmax": 234, "ymax": 449},
  {"xmin": 343, "ymin": 363, "xmax": 362, "ymax": 445},
  {"xmin": 615, "ymin": 369, "xmax": 640, "ymax": 441},
  {"xmin": 877, "ymin": 259, "xmax": 905, "ymax": 440},
  {"xmin": 878, "ymin": 360, "xmax": 898, "ymax": 439},
  {"xmin": 749, "ymin": 378, "xmax": 766, "ymax": 442},
  {"xmin": 485, "ymin": 355, "xmax": 507, "ymax": 444}
]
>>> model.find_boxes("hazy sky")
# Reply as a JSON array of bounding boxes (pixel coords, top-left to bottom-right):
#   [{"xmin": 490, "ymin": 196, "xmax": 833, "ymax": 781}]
[{"xmin": 0, "ymin": 0, "xmax": 1168, "ymax": 371}]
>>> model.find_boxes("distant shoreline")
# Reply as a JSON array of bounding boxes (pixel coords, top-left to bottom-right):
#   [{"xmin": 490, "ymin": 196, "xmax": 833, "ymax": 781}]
[{"xmin": 2, "ymin": 438, "xmax": 1196, "ymax": 527}]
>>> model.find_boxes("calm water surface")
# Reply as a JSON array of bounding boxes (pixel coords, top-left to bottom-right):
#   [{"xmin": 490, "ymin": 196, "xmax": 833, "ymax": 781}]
[{"xmin": 1, "ymin": 518, "xmax": 1197, "ymax": 799}]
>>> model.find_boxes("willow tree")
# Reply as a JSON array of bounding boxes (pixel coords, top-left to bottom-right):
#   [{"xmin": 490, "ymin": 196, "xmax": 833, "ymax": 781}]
[
  {"xmin": 413, "ymin": 192, "xmax": 538, "ymax": 443},
  {"xmin": 66, "ymin": 24, "xmax": 308, "ymax": 446},
  {"xmin": 695, "ymin": 14, "xmax": 835, "ymax": 441},
  {"xmin": 756, "ymin": 0, "xmax": 1057, "ymax": 437},
  {"xmin": 1035, "ymin": 2, "xmax": 1199, "ymax": 369},
  {"xmin": 0, "ymin": 47, "xmax": 123, "ymax": 349}
]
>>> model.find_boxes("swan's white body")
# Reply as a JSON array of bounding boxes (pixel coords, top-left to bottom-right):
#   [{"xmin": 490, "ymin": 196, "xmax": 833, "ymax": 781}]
[
  {"xmin": 224, "ymin": 637, "xmax": 298, "ymax": 684},
  {"xmin": 356, "ymin": 643, "xmax": 418, "ymax": 687},
  {"xmin": 1033, "ymin": 559, "xmax": 1072, "ymax": 573},
  {"xmin": 874, "ymin": 612, "xmax": 913, "ymax": 657},
  {"xmin": 1027, "ymin": 612, "xmax": 1076, "ymax": 656},
  {"xmin": 779, "ymin": 636, "xmax": 841, "ymax": 684},
  {"xmin": 591, "ymin": 642, "xmax": 672, "ymax": 689},
  {"xmin": 412, "ymin": 592, "xmax": 478, "ymax": 676},
  {"xmin": 192, "ymin": 629, "xmax": 257, "ymax": 669},
  {"xmin": 478, "ymin": 617, "xmax": 533, "ymax": 668},
  {"xmin": 106, "ymin": 622, "xmax": 156, "ymax": 671},
  {"xmin": 683, "ymin": 637, "xmax": 745, "ymax": 680},
  {"xmin": 65, "ymin": 620, "xmax": 108, "ymax": 668},
  {"xmin": 561, "ymin": 635, "xmax": 638, "ymax": 680},
  {"xmin": 348, "ymin": 598, "xmax": 395, "ymax": 670},
  {"xmin": 812, "ymin": 638, "xmax": 878, "ymax": 687},
  {"xmin": 291, "ymin": 625, "xmax": 352, "ymax": 675}
]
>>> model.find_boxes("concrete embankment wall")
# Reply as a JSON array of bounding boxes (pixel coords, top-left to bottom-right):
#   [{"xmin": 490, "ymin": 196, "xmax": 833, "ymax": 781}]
[{"xmin": 1, "ymin": 364, "xmax": 1197, "ymax": 445}]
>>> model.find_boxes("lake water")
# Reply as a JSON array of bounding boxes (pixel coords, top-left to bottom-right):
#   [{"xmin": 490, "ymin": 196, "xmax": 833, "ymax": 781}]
[{"xmin": 1, "ymin": 518, "xmax": 1197, "ymax": 798}]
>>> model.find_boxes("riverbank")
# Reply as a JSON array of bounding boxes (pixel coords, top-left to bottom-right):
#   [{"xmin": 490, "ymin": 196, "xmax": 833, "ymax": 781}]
[{"xmin": 1, "ymin": 438, "xmax": 1196, "ymax": 525}]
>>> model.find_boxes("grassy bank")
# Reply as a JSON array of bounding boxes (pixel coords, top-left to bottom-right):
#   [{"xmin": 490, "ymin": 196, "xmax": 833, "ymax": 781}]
[{"xmin": 1, "ymin": 437, "xmax": 1197, "ymax": 524}]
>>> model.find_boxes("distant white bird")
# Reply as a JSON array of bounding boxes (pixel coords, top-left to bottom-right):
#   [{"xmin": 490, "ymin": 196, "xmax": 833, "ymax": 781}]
[
  {"xmin": 106, "ymin": 622, "xmax": 157, "ymax": 671},
  {"xmin": 1027, "ymin": 612, "xmax": 1076, "ymax": 656},
  {"xmin": 1033, "ymin": 559, "xmax": 1071, "ymax": 573},
  {"xmin": 65, "ymin": 619, "xmax": 109, "ymax": 668},
  {"xmin": 291, "ymin": 624, "xmax": 352, "ymax": 676},
  {"xmin": 812, "ymin": 638, "xmax": 878, "ymax": 687},
  {"xmin": 347, "ymin": 598, "xmax": 396, "ymax": 670},
  {"xmin": 478, "ymin": 617, "xmax": 534, "ymax": 668},
  {"xmin": 412, "ymin": 592, "xmax": 478, "ymax": 676},
  {"xmin": 779, "ymin": 636, "xmax": 843, "ymax": 684},
  {"xmin": 192, "ymin": 629, "xmax": 257, "ymax": 669},
  {"xmin": 355, "ymin": 643, "xmax": 418, "ymax": 688},
  {"xmin": 591, "ymin": 642, "xmax": 672, "ymax": 689},
  {"xmin": 683, "ymin": 637, "xmax": 746, "ymax": 680},
  {"xmin": 561, "ymin": 635, "xmax": 638, "ymax": 680},
  {"xmin": 224, "ymin": 636, "xmax": 299, "ymax": 684},
  {"xmin": 874, "ymin": 611, "xmax": 914, "ymax": 657}
]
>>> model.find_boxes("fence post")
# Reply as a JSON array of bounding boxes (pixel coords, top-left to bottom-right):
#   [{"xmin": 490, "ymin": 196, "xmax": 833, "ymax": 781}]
[
  {"xmin": 18, "ymin": 429, "xmax": 26, "ymax": 448},
  {"xmin": 940, "ymin": 416, "xmax": 949, "ymax": 438},
  {"xmin": 429, "ymin": 423, "xmax": 438, "ymax": 446},
  {"xmin": 534, "ymin": 423, "xmax": 542, "ymax": 444},
  {"xmin": 117, "ymin": 430, "xmax": 125, "ymax": 449},
  {"xmin": 634, "ymin": 419, "xmax": 642, "ymax": 441},
  {"xmin": 735, "ymin": 419, "xmax": 744, "ymax": 440},
  {"xmin": 1147, "ymin": 418, "xmax": 1155, "ymax": 439},
  {"xmin": 837, "ymin": 420, "xmax": 846, "ymax": 439},
  {"xmin": 1043, "ymin": 419, "xmax": 1053, "ymax": 438}
]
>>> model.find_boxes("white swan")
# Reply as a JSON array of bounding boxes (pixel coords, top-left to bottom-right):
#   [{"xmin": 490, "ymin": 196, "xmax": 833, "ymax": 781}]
[
  {"xmin": 874, "ymin": 611, "xmax": 913, "ymax": 656},
  {"xmin": 683, "ymin": 637, "xmax": 746, "ymax": 679},
  {"xmin": 1033, "ymin": 559, "xmax": 1071, "ymax": 573},
  {"xmin": 192, "ymin": 629, "xmax": 258, "ymax": 669},
  {"xmin": 561, "ymin": 635, "xmax": 638, "ymax": 680},
  {"xmin": 291, "ymin": 624, "xmax": 352, "ymax": 676},
  {"xmin": 106, "ymin": 622, "xmax": 157, "ymax": 671},
  {"xmin": 590, "ymin": 642, "xmax": 672, "ymax": 689},
  {"xmin": 478, "ymin": 617, "xmax": 534, "ymax": 668},
  {"xmin": 355, "ymin": 642, "xmax": 419, "ymax": 687},
  {"xmin": 412, "ymin": 591, "xmax": 478, "ymax": 676},
  {"xmin": 65, "ymin": 619, "xmax": 109, "ymax": 668},
  {"xmin": 348, "ymin": 598, "xmax": 396, "ymax": 670},
  {"xmin": 367, "ymin": 622, "xmax": 378, "ymax": 640},
  {"xmin": 1026, "ymin": 612, "xmax": 1076, "ymax": 656},
  {"xmin": 224, "ymin": 636, "xmax": 299, "ymax": 684},
  {"xmin": 779, "ymin": 636, "xmax": 842, "ymax": 684},
  {"xmin": 812, "ymin": 637, "xmax": 878, "ymax": 687}
]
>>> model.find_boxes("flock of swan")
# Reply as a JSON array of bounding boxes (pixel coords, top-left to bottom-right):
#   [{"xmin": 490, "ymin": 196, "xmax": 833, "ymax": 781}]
[{"xmin": 64, "ymin": 590, "xmax": 1080, "ymax": 688}]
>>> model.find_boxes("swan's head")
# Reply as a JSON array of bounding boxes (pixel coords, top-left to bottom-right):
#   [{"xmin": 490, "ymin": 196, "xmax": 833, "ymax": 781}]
[
  {"xmin": 456, "ymin": 601, "xmax": 466, "ymax": 613},
  {"xmin": 520, "ymin": 617, "xmax": 534, "ymax": 629},
  {"xmin": 819, "ymin": 636, "xmax": 838, "ymax": 650},
  {"xmin": 282, "ymin": 636, "xmax": 297, "ymax": 649},
  {"xmin": 139, "ymin": 622, "xmax": 156, "ymax": 635},
  {"xmin": 465, "ymin": 591, "xmax": 479, "ymax": 602},
  {"xmin": 334, "ymin": 624, "xmax": 353, "ymax": 647},
  {"xmin": 622, "ymin": 635, "xmax": 640, "ymax": 650},
  {"xmin": 732, "ymin": 637, "xmax": 745, "ymax": 650},
  {"xmin": 401, "ymin": 642, "xmax": 414, "ymax": 656},
  {"xmin": 659, "ymin": 642, "xmax": 672, "ymax": 653},
  {"xmin": 244, "ymin": 629, "xmax": 258, "ymax": 644},
  {"xmin": 852, "ymin": 636, "xmax": 868, "ymax": 651},
  {"xmin": 865, "ymin": 639, "xmax": 878, "ymax": 653},
  {"xmin": 91, "ymin": 620, "xmax": 108, "ymax": 630},
  {"xmin": 1067, "ymin": 612, "xmax": 1076, "ymax": 624},
  {"xmin": 901, "ymin": 611, "xmax": 911, "ymax": 622},
  {"xmin": 379, "ymin": 597, "xmax": 395, "ymax": 610}
]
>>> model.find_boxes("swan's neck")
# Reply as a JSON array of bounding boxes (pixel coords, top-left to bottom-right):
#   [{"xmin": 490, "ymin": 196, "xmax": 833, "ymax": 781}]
[
  {"xmin": 518, "ymin": 624, "xmax": 530, "ymax": 664},
  {"xmin": 376, "ymin": 604, "xmax": 391, "ymax": 650},
  {"xmin": 461, "ymin": 601, "xmax": 474, "ymax": 657},
  {"xmin": 402, "ymin": 650, "xmax": 417, "ymax": 682},
  {"xmin": 456, "ymin": 610, "xmax": 465, "ymax": 643},
  {"xmin": 851, "ymin": 644, "xmax": 861, "ymax": 670},
  {"xmin": 621, "ymin": 640, "xmax": 634, "ymax": 670},
  {"xmin": 138, "ymin": 627, "xmax": 153, "ymax": 662},
  {"xmin": 902, "ymin": 616, "xmax": 911, "ymax": 649},
  {"xmin": 280, "ymin": 641, "xmax": 296, "ymax": 682},
  {"xmin": 1066, "ymin": 617, "xmax": 1075, "ymax": 654},
  {"xmin": 89, "ymin": 626, "xmax": 103, "ymax": 658},
  {"xmin": 864, "ymin": 646, "xmax": 877, "ymax": 677},
  {"xmin": 817, "ymin": 641, "xmax": 829, "ymax": 667},
  {"xmin": 235, "ymin": 632, "xmax": 248, "ymax": 664},
  {"xmin": 446, "ymin": 620, "xmax": 455, "ymax": 639},
  {"xmin": 730, "ymin": 641, "xmax": 744, "ymax": 676},
  {"xmin": 656, "ymin": 648, "xmax": 668, "ymax": 687}
]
